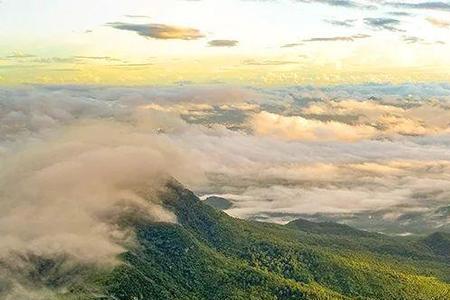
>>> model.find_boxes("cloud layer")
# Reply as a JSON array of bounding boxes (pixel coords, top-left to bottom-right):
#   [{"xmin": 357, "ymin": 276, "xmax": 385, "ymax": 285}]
[
  {"xmin": 106, "ymin": 22, "xmax": 204, "ymax": 40},
  {"xmin": 1, "ymin": 84, "xmax": 450, "ymax": 274}
]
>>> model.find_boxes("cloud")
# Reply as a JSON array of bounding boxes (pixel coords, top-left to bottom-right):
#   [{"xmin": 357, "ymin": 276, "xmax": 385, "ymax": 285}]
[
  {"xmin": 4, "ymin": 52, "xmax": 36, "ymax": 59},
  {"xmin": 296, "ymin": 0, "xmax": 377, "ymax": 9},
  {"xmin": 2, "ymin": 54, "xmax": 127, "ymax": 65},
  {"xmin": 324, "ymin": 19, "xmax": 357, "ymax": 27},
  {"xmin": 73, "ymin": 56, "xmax": 123, "ymax": 62},
  {"xmin": 401, "ymin": 35, "xmax": 446, "ymax": 45},
  {"xmin": 124, "ymin": 14, "xmax": 151, "ymax": 19},
  {"xmin": 364, "ymin": 17, "xmax": 404, "ymax": 31},
  {"xmin": 111, "ymin": 62, "xmax": 154, "ymax": 68},
  {"xmin": 225, "ymin": 160, "xmax": 450, "ymax": 219},
  {"xmin": 402, "ymin": 35, "xmax": 425, "ymax": 44},
  {"xmin": 250, "ymin": 111, "xmax": 377, "ymax": 141},
  {"xmin": 387, "ymin": 11, "xmax": 414, "ymax": 16},
  {"xmin": 106, "ymin": 22, "xmax": 205, "ymax": 40},
  {"xmin": 0, "ymin": 111, "xmax": 207, "ymax": 262},
  {"xmin": 208, "ymin": 39, "xmax": 239, "ymax": 47},
  {"xmin": 0, "ymin": 106, "xmax": 215, "ymax": 297},
  {"xmin": 0, "ymin": 87, "xmax": 252, "ymax": 280},
  {"xmin": 303, "ymin": 33, "xmax": 370, "ymax": 42},
  {"xmin": 2, "ymin": 83, "xmax": 450, "ymax": 292},
  {"xmin": 273, "ymin": 82, "xmax": 450, "ymax": 100},
  {"xmin": 426, "ymin": 17, "xmax": 450, "ymax": 28},
  {"xmin": 242, "ymin": 59, "xmax": 299, "ymax": 65},
  {"xmin": 281, "ymin": 42, "xmax": 304, "ymax": 48},
  {"xmin": 386, "ymin": 1, "xmax": 450, "ymax": 11},
  {"xmin": 300, "ymin": 99, "xmax": 450, "ymax": 137}
]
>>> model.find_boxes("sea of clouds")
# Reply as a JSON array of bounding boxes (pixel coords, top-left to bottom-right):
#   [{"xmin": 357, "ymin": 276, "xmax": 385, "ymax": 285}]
[{"xmin": 1, "ymin": 83, "xmax": 450, "ymax": 294}]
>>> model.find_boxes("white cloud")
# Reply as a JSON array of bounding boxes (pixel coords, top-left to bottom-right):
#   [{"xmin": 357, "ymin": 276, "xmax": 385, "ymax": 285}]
[{"xmin": 250, "ymin": 111, "xmax": 377, "ymax": 141}]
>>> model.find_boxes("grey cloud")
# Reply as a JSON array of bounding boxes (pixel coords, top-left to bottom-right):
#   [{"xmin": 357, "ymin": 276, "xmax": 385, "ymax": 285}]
[
  {"xmin": 124, "ymin": 14, "xmax": 151, "ymax": 19},
  {"xmin": 267, "ymin": 83, "xmax": 450, "ymax": 102},
  {"xmin": 364, "ymin": 17, "xmax": 404, "ymax": 31},
  {"xmin": 106, "ymin": 22, "xmax": 205, "ymax": 40},
  {"xmin": 386, "ymin": 11, "xmax": 414, "ymax": 16},
  {"xmin": 208, "ymin": 40, "xmax": 239, "ymax": 47},
  {"xmin": 402, "ymin": 36, "xmax": 425, "ymax": 44},
  {"xmin": 5, "ymin": 53, "xmax": 36, "ymax": 59},
  {"xmin": 324, "ymin": 19, "xmax": 357, "ymax": 27},
  {"xmin": 303, "ymin": 33, "xmax": 370, "ymax": 42},
  {"xmin": 386, "ymin": 1, "xmax": 450, "ymax": 11},
  {"xmin": 73, "ymin": 56, "xmax": 123, "ymax": 62},
  {"xmin": 402, "ymin": 35, "xmax": 447, "ymax": 45},
  {"xmin": 296, "ymin": 0, "xmax": 377, "ymax": 9},
  {"xmin": 281, "ymin": 42, "xmax": 304, "ymax": 48}
]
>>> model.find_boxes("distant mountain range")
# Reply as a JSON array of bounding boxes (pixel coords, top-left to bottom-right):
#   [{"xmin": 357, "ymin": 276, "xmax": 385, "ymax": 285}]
[
  {"xmin": 205, "ymin": 195, "xmax": 450, "ymax": 236},
  {"xmin": 291, "ymin": 205, "xmax": 450, "ymax": 236},
  {"xmin": 4, "ymin": 180, "xmax": 450, "ymax": 299}
]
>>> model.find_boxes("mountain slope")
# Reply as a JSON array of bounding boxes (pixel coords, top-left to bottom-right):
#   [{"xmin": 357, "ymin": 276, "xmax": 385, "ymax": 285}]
[
  {"xmin": 421, "ymin": 232, "xmax": 450, "ymax": 261},
  {"xmin": 54, "ymin": 181, "xmax": 450, "ymax": 299}
]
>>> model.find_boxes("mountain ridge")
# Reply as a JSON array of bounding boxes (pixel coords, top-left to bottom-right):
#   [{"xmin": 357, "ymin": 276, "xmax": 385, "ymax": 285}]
[{"xmin": 3, "ymin": 180, "xmax": 449, "ymax": 300}]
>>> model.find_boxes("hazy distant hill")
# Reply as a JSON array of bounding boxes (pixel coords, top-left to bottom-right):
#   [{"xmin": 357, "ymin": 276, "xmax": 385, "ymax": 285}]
[
  {"xmin": 293, "ymin": 205, "xmax": 450, "ymax": 236},
  {"xmin": 286, "ymin": 218, "xmax": 377, "ymax": 238},
  {"xmin": 203, "ymin": 196, "xmax": 233, "ymax": 210},
  {"xmin": 9, "ymin": 180, "xmax": 450, "ymax": 300}
]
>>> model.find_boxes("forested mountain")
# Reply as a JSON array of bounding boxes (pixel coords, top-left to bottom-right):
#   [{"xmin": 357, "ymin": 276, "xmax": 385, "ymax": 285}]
[{"xmin": 10, "ymin": 180, "xmax": 450, "ymax": 300}]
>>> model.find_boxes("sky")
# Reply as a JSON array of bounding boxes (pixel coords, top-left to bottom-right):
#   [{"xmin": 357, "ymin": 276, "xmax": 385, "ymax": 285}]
[{"xmin": 1, "ymin": 0, "xmax": 450, "ymax": 85}]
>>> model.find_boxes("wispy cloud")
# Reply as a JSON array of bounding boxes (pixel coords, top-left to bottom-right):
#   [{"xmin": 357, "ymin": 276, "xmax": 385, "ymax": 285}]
[
  {"xmin": 111, "ymin": 62, "xmax": 154, "ymax": 68},
  {"xmin": 242, "ymin": 59, "xmax": 299, "ymax": 65},
  {"xmin": 281, "ymin": 42, "xmax": 304, "ymax": 48},
  {"xmin": 364, "ymin": 17, "xmax": 404, "ymax": 31},
  {"xmin": 426, "ymin": 17, "xmax": 450, "ymax": 28},
  {"xmin": 4, "ymin": 52, "xmax": 36, "ymax": 59},
  {"xmin": 402, "ymin": 36, "xmax": 425, "ymax": 44},
  {"xmin": 106, "ymin": 22, "xmax": 205, "ymax": 40},
  {"xmin": 324, "ymin": 19, "xmax": 357, "ymax": 27},
  {"xmin": 303, "ymin": 33, "xmax": 370, "ymax": 42},
  {"xmin": 124, "ymin": 14, "xmax": 151, "ymax": 19},
  {"xmin": 73, "ymin": 56, "xmax": 123, "ymax": 62},
  {"xmin": 402, "ymin": 35, "xmax": 446, "ymax": 45},
  {"xmin": 208, "ymin": 40, "xmax": 239, "ymax": 47},
  {"xmin": 386, "ymin": 11, "xmax": 414, "ymax": 16},
  {"xmin": 296, "ymin": 0, "xmax": 377, "ymax": 9},
  {"xmin": 386, "ymin": 1, "xmax": 450, "ymax": 11}
]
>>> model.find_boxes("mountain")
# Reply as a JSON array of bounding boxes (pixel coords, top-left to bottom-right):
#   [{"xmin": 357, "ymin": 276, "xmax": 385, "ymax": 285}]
[
  {"xmin": 295, "ymin": 205, "xmax": 450, "ymax": 236},
  {"xmin": 285, "ymin": 218, "xmax": 376, "ymax": 237},
  {"xmin": 421, "ymin": 232, "xmax": 450, "ymax": 260},
  {"xmin": 202, "ymin": 196, "xmax": 233, "ymax": 210},
  {"xmin": 10, "ymin": 180, "xmax": 450, "ymax": 299}
]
